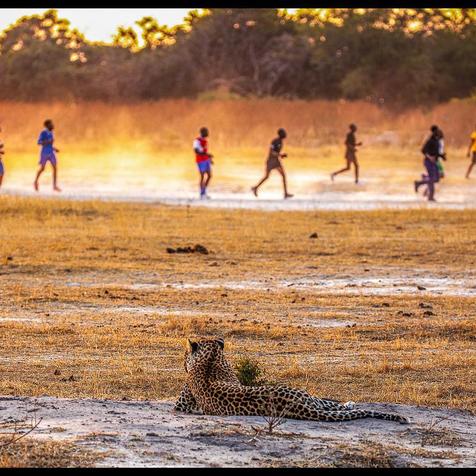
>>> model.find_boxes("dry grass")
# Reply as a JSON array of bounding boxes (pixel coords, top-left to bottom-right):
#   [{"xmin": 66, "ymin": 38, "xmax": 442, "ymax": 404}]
[
  {"xmin": 0, "ymin": 437, "xmax": 99, "ymax": 468},
  {"xmin": 1, "ymin": 99, "xmax": 475, "ymax": 153},
  {"xmin": 0, "ymin": 196, "xmax": 475, "ymax": 411}
]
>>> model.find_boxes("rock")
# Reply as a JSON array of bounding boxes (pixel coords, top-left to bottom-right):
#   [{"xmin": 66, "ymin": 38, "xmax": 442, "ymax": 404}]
[
  {"xmin": 54, "ymin": 369, "xmax": 61, "ymax": 376},
  {"xmin": 309, "ymin": 233, "xmax": 318, "ymax": 239},
  {"xmin": 176, "ymin": 247, "xmax": 192, "ymax": 253},
  {"xmin": 417, "ymin": 285, "xmax": 427, "ymax": 290},
  {"xmin": 194, "ymin": 244, "xmax": 209, "ymax": 254},
  {"xmin": 167, "ymin": 244, "xmax": 209, "ymax": 254},
  {"xmin": 61, "ymin": 375, "xmax": 77, "ymax": 382},
  {"xmin": 419, "ymin": 303, "xmax": 433, "ymax": 309}
]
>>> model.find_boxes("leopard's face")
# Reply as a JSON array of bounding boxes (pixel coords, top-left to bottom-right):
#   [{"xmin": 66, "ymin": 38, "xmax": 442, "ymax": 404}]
[{"xmin": 184, "ymin": 338, "xmax": 225, "ymax": 373}]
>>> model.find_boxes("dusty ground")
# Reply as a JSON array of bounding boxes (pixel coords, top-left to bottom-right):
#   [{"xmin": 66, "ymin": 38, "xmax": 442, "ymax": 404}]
[
  {"xmin": 0, "ymin": 196, "xmax": 475, "ymax": 466},
  {"xmin": 3, "ymin": 144, "xmax": 476, "ymax": 207},
  {"xmin": 1, "ymin": 396, "xmax": 475, "ymax": 467}
]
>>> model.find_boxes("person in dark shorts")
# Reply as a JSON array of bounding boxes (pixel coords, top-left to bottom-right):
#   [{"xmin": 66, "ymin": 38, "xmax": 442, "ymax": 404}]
[
  {"xmin": 465, "ymin": 124, "xmax": 476, "ymax": 179},
  {"xmin": 34, "ymin": 119, "xmax": 61, "ymax": 192},
  {"xmin": 0, "ymin": 125, "xmax": 4, "ymax": 188},
  {"xmin": 414, "ymin": 125, "xmax": 440, "ymax": 202},
  {"xmin": 423, "ymin": 126, "xmax": 447, "ymax": 197},
  {"xmin": 331, "ymin": 123, "xmax": 362, "ymax": 184},
  {"xmin": 251, "ymin": 128, "xmax": 293, "ymax": 199}
]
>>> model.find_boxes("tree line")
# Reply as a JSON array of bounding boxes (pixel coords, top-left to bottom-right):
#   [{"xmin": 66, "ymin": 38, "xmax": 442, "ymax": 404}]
[{"xmin": 0, "ymin": 8, "xmax": 475, "ymax": 109}]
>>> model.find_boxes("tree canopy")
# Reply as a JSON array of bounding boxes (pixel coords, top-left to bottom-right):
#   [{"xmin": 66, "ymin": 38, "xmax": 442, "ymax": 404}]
[{"xmin": 0, "ymin": 8, "xmax": 475, "ymax": 109}]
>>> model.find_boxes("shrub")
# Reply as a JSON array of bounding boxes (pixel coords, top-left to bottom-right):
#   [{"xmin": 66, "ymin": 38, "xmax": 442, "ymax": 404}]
[{"xmin": 235, "ymin": 356, "xmax": 266, "ymax": 386}]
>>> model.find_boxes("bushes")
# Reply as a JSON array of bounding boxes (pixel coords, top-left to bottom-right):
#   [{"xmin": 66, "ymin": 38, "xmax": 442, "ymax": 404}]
[
  {"xmin": 0, "ymin": 9, "xmax": 475, "ymax": 108},
  {"xmin": 235, "ymin": 356, "xmax": 267, "ymax": 386}
]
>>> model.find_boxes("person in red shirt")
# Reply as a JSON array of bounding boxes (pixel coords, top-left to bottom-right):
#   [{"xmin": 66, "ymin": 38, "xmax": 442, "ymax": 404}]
[{"xmin": 193, "ymin": 127, "xmax": 214, "ymax": 199}]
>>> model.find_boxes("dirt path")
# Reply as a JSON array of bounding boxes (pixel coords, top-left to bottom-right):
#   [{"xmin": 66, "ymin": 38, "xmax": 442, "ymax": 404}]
[
  {"xmin": 1, "ymin": 396, "xmax": 474, "ymax": 467},
  {"xmin": 3, "ymin": 188, "xmax": 476, "ymax": 211}
]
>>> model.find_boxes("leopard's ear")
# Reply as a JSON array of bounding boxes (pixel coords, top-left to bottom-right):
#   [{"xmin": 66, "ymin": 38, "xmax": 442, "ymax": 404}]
[
  {"xmin": 187, "ymin": 339, "xmax": 199, "ymax": 353},
  {"xmin": 215, "ymin": 338, "xmax": 225, "ymax": 349}
]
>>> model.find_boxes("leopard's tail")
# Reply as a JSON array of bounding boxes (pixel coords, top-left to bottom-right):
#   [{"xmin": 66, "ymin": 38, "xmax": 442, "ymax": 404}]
[
  {"xmin": 315, "ymin": 409, "xmax": 408, "ymax": 424},
  {"xmin": 365, "ymin": 410, "xmax": 409, "ymax": 424}
]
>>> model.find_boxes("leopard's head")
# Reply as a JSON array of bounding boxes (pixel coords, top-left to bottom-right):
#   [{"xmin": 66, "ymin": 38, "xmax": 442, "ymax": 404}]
[{"xmin": 184, "ymin": 337, "xmax": 225, "ymax": 373}]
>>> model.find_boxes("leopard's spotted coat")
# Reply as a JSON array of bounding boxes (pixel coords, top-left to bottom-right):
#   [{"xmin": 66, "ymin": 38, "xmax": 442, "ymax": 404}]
[{"xmin": 175, "ymin": 338, "xmax": 408, "ymax": 424}]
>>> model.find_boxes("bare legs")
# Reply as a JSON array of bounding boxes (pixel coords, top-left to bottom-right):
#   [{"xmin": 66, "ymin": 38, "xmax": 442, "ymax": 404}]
[
  {"xmin": 466, "ymin": 161, "xmax": 475, "ymax": 179},
  {"xmin": 252, "ymin": 166, "xmax": 293, "ymax": 199},
  {"xmin": 331, "ymin": 159, "xmax": 359, "ymax": 184},
  {"xmin": 199, "ymin": 170, "xmax": 212, "ymax": 198},
  {"xmin": 0, "ymin": 174, "xmax": 3, "ymax": 188},
  {"xmin": 52, "ymin": 163, "xmax": 61, "ymax": 191},
  {"xmin": 252, "ymin": 170, "xmax": 270, "ymax": 196},
  {"xmin": 34, "ymin": 164, "xmax": 45, "ymax": 191},
  {"xmin": 34, "ymin": 163, "xmax": 61, "ymax": 192}
]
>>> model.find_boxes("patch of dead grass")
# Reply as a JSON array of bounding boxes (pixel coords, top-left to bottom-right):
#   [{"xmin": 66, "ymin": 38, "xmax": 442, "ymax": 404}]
[
  {"xmin": 0, "ymin": 437, "xmax": 101, "ymax": 468},
  {"xmin": 0, "ymin": 197, "xmax": 475, "ymax": 410}
]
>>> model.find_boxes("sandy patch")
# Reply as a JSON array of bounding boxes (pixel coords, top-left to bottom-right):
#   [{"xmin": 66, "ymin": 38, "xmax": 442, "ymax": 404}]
[
  {"xmin": 3, "ymin": 188, "xmax": 476, "ymax": 211},
  {"xmin": 115, "ymin": 276, "xmax": 476, "ymax": 297},
  {"xmin": 1, "ymin": 396, "xmax": 474, "ymax": 467}
]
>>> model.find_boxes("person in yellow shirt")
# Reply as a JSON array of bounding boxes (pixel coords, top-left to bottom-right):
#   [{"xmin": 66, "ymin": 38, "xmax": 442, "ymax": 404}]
[
  {"xmin": 466, "ymin": 126, "xmax": 476, "ymax": 179},
  {"xmin": 0, "ymin": 125, "xmax": 4, "ymax": 188}
]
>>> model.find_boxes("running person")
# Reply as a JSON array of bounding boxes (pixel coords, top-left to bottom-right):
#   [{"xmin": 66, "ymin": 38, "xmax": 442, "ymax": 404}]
[
  {"xmin": 251, "ymin": 128, "xmax": 293, "ymax": 199},
  {"xmin": 465, "ymin": 124, "xmax": 476, "ymax": 179},
  {"xmin": 414, "ymin": 125, "xmax": 440, "ymax": 202},
  {"xmin": 424, "ymin": 126, "xmax": 446, "ymax": 197},
  {"xmin": 193, "ymin": 127, "xmax": 213, "ymax": 199},
  {"xmin": 331, "ymin": 123, "xmax": 362, "ymax": 184},
  {"xmin": 0, "ymin": 126, "xmax": 5, "ymax": 188},
  {"xmin": 436, "ymin": 127, "xmax": 447, "ymax": 178},
  {"xmin": 34, "ymin": 119, "xmax": 61, "ymax": 192}
]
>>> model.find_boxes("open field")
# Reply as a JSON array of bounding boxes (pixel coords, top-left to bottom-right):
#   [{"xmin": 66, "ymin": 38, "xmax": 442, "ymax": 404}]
[
  {"xmin": 2, "ymin": 88, "xmax": 476, "ymax": 468},
  {"xmin": 0, "ymin": 196, "xmax": 475, "ymax": 465},
  {"xmin": 1, "ymin": 99, "xmax": 476, "ymax": 206}
]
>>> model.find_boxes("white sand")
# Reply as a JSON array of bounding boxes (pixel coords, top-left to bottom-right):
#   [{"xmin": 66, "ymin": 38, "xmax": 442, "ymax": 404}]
[
  {"xmin": 1, "ymin": 396, "xmax": 474, "ymax": 467},
  {"xmin": 3, "ymin": 185, "xmax": 476, "ymax": 211}
]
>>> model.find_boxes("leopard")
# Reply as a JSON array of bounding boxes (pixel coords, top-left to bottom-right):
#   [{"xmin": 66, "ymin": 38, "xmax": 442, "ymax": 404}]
[
  {"xmin": 174, "ymin": 336, "xmax": 240, "ymax": 413},
  {"xmin": 174, "ymin": 337, "xmax": 408, "ymax": 424}
]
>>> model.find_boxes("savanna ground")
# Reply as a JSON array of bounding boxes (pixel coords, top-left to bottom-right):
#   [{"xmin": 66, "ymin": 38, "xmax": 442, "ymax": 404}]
[
  {"xmin": 0, "ymin": 99, "xmax": 475, "ymax": 466},
  {"xmin": 1, "ymin": 99, "xmax": 475, "ymax": 204},
  {"xmin": 0, "ymin": 197, "xmax": 475, "ymax": 467}
]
